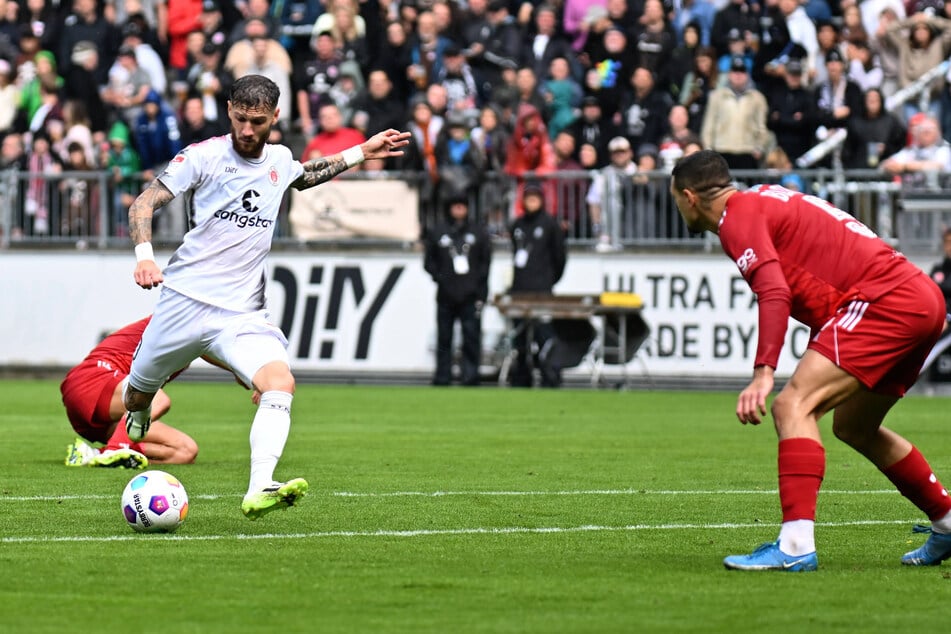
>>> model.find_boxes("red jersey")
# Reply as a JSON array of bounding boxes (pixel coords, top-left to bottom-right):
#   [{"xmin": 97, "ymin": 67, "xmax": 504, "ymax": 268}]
[
  {"xmin": 719, "ymin": 185, "xmax": 921, "ymax": 368},
  {"xmin": 61, "ymin": 316, "xmax": 187, "ymax": 442},
  {"xmin": 71, "ymin": 316, "xmax": 152, "ymax": 378},
  {"xmin": 66, "ymin": 316, "xmax": 186, "ymax": 383},
  {"xmin": 61, "ymin": 317, "xmax": 151, "ymax": 442}
]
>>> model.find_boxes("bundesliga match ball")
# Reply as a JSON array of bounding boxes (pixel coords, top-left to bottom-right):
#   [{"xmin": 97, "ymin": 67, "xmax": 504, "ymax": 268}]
[{"xmin": 121, "ymin": 470, "xmax": 189, "ymax": 533}]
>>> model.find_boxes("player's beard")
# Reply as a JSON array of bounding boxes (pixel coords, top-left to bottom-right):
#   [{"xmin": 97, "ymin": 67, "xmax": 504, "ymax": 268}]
[{"xmin": 232, "ymin": 130, "xmax": 267, "ymax": 159}]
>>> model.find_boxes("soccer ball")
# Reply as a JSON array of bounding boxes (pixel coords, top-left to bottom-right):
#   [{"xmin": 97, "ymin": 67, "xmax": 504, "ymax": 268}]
[{"xmin": 121, "ymin": 470, "xmax": 189, "ymax": 533}]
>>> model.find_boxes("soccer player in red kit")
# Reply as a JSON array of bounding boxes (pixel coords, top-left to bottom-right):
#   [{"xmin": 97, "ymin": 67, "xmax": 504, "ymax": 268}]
[
  {"xmin": 670, "ymin": 150, "xmax": 951, "ymax": 570},
  {"xmin": 62, "ymin": 316, "xmax": 199, "ymax": 467}
]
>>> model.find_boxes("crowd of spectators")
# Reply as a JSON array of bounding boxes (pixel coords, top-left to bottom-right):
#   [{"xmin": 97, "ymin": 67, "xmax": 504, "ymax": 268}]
[{"xmin": 2, "ymin": 0, "xmax": 951, "ymax": 241}]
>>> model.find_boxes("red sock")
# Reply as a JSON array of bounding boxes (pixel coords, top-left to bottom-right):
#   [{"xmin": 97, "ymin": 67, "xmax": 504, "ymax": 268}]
[
  {"xmin": 778, "ymin": 438, "xmax": 826, "ymax": 522},
  {"xmin": 882, "ymin": 446, "xmax": 951, "ymax": 521},
  {"xmin": 106, "ymin": 417, "xmax": 145, "ymax": 454}
]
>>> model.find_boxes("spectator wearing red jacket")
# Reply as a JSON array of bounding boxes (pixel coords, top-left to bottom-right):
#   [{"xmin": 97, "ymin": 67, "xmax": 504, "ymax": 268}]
[
  {"xmin": 167, "ymin": 0, "xmax": 204, "ymax": 77},
  {"xmin": 302, "ymin": 102, "xmax": 367, "ymax": 161},
  {"xmin": 504, "ymin": 103, "xmax": 557, "ymax": 216}
]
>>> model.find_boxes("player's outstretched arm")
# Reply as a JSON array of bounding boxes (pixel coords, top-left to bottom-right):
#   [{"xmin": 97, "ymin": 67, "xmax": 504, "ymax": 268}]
[
  {"xmin": 361, "ymin": 129, "xmax": 411, "ymax": 161},
  {"xmin": 129, "ymin": 179, "xmax": 175, "ymax": 290},
  {"xmin": 291, "ymin": 129, "xmax": 411, "ymax": 191}
]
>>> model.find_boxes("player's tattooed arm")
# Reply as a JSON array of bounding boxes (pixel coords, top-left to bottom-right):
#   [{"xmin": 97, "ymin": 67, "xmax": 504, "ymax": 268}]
[
  {"xmin": 129, "ymin": 180, "xmax": 175, "ymax": 244},
  {"xmin": 291, "ymin": 155, "xmax": 350, "ymax": 190}
]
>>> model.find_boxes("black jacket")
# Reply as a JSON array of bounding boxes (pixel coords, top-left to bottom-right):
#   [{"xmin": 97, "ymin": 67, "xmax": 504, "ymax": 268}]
[
  {"xmin": 567, "ymin": 116, "xmax": 622, "ymax": 167},
  {"xmin": 424, "ymin": 219, "xmax": 492, "ymax": 305},
  {"xmin": 617, "ymin": 88, "xmax": 674, "ymax": 153},
  {"xmin": 767, "ymin": 84, "xmax": 816, "ymax": 162},
  {"xmin": 843, "ymin": 111, "xmax": 907, "ymax": 169},
  {"xmin": 349, "ymin": 92, "xmax": 407, "ymax": 138},
  {"xmin": 810, "ymin": 78, "xmax": 865, "ymax": 131},
  {"xmin": 509, "ymin": 209, "xmax": 566, "ymax": 293}
]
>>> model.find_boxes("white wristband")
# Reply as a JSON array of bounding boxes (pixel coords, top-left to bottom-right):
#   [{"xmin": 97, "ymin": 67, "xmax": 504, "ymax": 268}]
[
  {"xmin": 342, "ymin": 145, "xmax": 365, "ymax": 168},
  {"xmin": 135, "ymin": 242, "xmax": 155, "ymax": 263}
]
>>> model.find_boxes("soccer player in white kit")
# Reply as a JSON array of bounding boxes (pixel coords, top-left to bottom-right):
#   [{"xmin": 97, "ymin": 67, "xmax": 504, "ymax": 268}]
[{"xmin": 122, "ymin": 75, "xmax": 410, "ymax": 519}]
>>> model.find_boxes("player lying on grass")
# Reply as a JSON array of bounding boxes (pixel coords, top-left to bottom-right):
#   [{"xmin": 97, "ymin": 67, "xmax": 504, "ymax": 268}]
[
  {"xmin": 63, "ymin": 315, "xmax": 258, "ymax": 468},
  {"xmin": 122, "ymin": 74, "xmax": 410, "ymax": 519},
  {"xmin": 670, "ymin": 150, "xmax": 951, "ymax": 571},
  {"xmin": 62, "ymin": 315, "xmax": 197, "ymax": 469}
]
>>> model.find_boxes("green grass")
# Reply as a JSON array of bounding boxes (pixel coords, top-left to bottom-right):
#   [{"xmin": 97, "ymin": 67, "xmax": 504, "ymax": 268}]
[{"xmin": 2, "ymin": 381, "xmax": 951, "ymax": 633}]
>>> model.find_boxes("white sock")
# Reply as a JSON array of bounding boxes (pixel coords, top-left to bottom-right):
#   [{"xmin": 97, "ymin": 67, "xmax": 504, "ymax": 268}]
[
  {"xmin": 129, "ymin": 409, "xmax": 151, "ymax": 426},
  {"xmin": 778, "ymin": 519, "xmax": 816, "ymax": 556},
  {"xmin": 246, "ymin": 391, "xmax": 293, "ymax": 495},
  {"xmin": 932, "ymin": 509, "xmax": 951, "ymax": 534}
]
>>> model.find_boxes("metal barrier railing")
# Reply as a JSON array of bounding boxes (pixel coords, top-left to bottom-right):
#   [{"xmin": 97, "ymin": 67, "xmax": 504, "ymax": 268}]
[{"xmin": 0, "ymin": 167, "xmax": 947, "ymax": 253}]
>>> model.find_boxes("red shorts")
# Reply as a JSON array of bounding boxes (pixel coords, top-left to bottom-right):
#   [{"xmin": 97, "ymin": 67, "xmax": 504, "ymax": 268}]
[
  {"xmin": 809, "ymin": 273, "xmax": 946, "ymax": 396},
  {"xmin": 60, "ymin": 361, "xmax": 125, "ymax": 444}
]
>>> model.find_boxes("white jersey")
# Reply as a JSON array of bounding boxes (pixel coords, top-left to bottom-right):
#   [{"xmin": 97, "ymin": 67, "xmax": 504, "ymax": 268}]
[{"xmin": 157, "ymin": 135, "xmax": 305, "ymax": 312}]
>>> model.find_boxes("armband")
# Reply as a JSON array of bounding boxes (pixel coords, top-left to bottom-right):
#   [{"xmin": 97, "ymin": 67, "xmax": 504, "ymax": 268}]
[
  {"xmin": 135, "ymin": 242, "xmax": 155, "ymax": 263},
  {"xmin": 342, "ymin": 145, "xmax": 365, "ymax": 168}
]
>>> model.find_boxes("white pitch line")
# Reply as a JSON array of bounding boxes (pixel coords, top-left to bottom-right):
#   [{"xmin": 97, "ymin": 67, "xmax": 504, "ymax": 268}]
[
  {"xmin": 0, "ymin": 494, "xmax": 237, "ymax": 502},
  {"xmin": 0, "ymin": 519, "xmax": 920, "ymax": 544},
  {"xmin": 331, "ymin": 489, "xmax": 901, "ymax": 498},
  {"xmin": 0, "ymin": 489, "xmax": 901, "ymax": 502}
]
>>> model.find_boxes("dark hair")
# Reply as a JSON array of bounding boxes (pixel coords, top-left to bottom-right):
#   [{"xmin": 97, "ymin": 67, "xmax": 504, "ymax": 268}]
[
  {"xmin": 864, "ymin": 87, "xmax": 884, "ymax": 111},
  {"xmin": 32, "ymin": 129, "xmax": 50, "ymax": 145},
  {"xmin": 694, "ymin": 46, "xmax": 719, "ymax": 78},
  {"xmin": 910, "ymin": 21, "xmax": 936, "ymax": 49},
  {"xmin": 230, "ymin": 74, "xmax": 280, "ymax": 111},
  {"xmin": 671, "ymin": 149, "xmax": 731, "ymax": 193}
]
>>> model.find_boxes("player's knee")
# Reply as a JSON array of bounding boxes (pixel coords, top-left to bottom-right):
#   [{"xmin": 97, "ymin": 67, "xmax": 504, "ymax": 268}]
[
  {"xmin": 770, "ymin": 391, "xmax": 806, "ymax": 431},
  {"xmin": 831, "ymin": 419, "xmax": 866, "ymax": 448},
  {"xmin": 254, "ymin": 369, "xmax": 296, "ymax": 394},
  {"xmin": 253, "ymin": 364, "xmax": 295, "ymax": 394},
  {"xmin": 770, "ymin": 392, "xmax": 792, "ymax": 423},
  {"xmin": 831, "ymin": 419, "xmax": 851, "ymax": 443},
  {"xmin": 179, "ymin": 437, "xmax": 199, "ymax": 464},
  {"xmin": 275, "ymin": 376, "xmax": 295, "ymax": 394}
]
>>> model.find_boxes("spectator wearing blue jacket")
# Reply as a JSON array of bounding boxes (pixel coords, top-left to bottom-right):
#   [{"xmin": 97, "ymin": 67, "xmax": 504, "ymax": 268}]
[{"xmin": 134, "ymin": 90, "xmax": 183, "ymax": 180}]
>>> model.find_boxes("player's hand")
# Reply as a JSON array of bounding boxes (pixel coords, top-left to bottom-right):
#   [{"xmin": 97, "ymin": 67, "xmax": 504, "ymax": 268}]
[
  {"xmin": 736, "ymin": 366, "xmax": 774, "ymax": 425},
  {"xmin": 362, "ymin": 129, "xmax": 411, "ymax": 160},
  {"xmin": 251, "ymin": 390, "xmax": 261, "ymax": 405},
  {"xmin": 134, "ymin": 260, "xmax": 164, "ymax": 289}
]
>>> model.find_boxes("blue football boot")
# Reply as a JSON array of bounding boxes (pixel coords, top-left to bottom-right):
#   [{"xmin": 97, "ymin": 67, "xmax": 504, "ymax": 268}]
[
  {"xmin": 902, "ymin": 526, "xmax": 951, "ymax": 566},
  {"xmin": 723, "ymin": 540, "xmax": 818, "ymax": 572}
]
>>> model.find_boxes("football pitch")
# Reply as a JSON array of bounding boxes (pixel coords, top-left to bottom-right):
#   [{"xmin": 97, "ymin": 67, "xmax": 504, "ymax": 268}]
[{"xmin": 2, "ymin": 380, "xmax": 951, "ymax": 633}]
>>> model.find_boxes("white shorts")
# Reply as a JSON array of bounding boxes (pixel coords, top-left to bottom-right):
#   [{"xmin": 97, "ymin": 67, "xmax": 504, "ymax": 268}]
[{"xmin": 129, "ymin": 287, "xmax": 289, "ymax": 393}]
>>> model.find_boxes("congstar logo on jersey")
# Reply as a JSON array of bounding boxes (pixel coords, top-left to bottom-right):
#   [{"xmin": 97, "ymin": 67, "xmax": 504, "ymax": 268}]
[{"xmin": 213, "ymin": 190, "xmax": 274, "ymax": 228}]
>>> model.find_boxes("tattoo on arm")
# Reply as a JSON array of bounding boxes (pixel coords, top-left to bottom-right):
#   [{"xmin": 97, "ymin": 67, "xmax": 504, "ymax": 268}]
[
  {"xmin": 292, "ymin": 155, "xmax": 350, "ymax": 190},
  {"xmin": 129, "ymin": 180, "xmax": 175, "ymax": 244}
]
